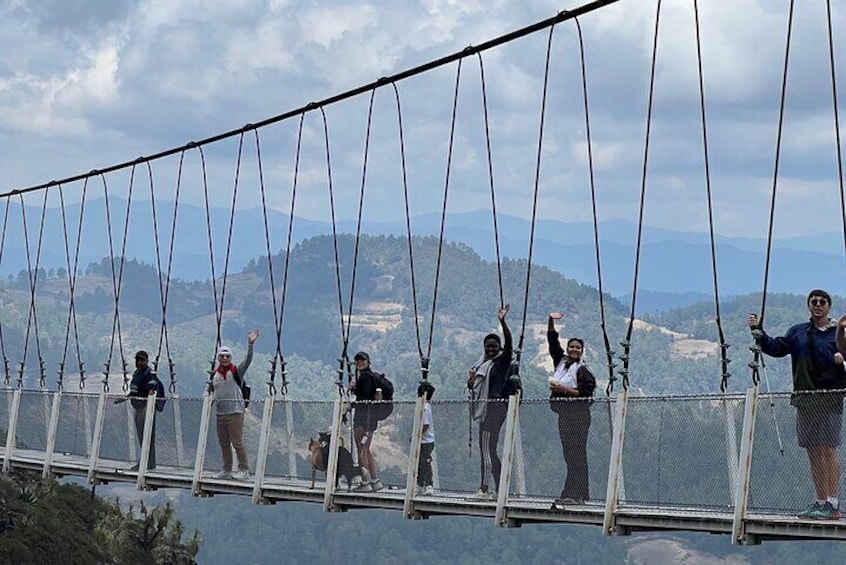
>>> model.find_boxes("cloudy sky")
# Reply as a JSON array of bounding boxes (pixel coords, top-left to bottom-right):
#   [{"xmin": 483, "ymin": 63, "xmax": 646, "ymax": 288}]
[{"xmin": 1, "ymin": 0, "xmax": 845, "ymax": 240}]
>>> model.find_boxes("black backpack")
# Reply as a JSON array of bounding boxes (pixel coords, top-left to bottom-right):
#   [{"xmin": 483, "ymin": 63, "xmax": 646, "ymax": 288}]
[
  {"xmin": 154, "ymin": 377, "xmax": 167, "ymax": 412},
  {"xmin": 372, "ymin": 372, "xmax": 394, "ymax": 420},
  {"xmin": 231, "ymin": 366, "xmax": 252, "ymax": 409}
]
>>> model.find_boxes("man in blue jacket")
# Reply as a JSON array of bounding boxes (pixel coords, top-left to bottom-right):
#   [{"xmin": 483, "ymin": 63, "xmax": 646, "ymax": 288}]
[{"xmin": 748, "ymin": 289, "xmax": 846, "ymax": 520}]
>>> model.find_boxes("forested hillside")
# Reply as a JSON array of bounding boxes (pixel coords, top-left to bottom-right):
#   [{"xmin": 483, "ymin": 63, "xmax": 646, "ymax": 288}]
[{"xmin": 0, "ymin": 234, "xmax": 820, "ymax": 397}]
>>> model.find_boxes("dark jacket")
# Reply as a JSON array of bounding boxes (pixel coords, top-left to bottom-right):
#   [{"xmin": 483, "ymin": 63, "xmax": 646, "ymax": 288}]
[
  {"xmin": 129, "ymin": 367, "xmax": 161, "ymax": 410},
  {"xmin": 758, "ymin": 319, "xmax": 846, "ymax": 393},
  {"xmin": 354, "ymin": 368, "xmax": 378, "ymax": 401}
]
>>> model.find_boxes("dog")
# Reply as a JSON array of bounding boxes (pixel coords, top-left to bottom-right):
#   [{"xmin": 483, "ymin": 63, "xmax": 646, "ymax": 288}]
[{"xmin": 309, "ymin": 431, "xmax": 370, "ymax": 490}]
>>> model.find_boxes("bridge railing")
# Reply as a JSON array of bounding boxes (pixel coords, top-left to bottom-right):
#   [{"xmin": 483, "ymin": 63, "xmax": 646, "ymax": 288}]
[{"xmin": 2, "ymin": 386, "xmax": 846, "ymax": 543}]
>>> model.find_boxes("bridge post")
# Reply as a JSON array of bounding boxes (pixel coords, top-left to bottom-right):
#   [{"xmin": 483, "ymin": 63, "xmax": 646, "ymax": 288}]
[
  {"xmin": 2, "ymin": 389, "xmax": 21, "ymax": 473},
  {"xmin": 731, "ymin": 387, "xmax": 759, "ymax": 545},
  {"xmin": 192, "ymin": 392, "xmax": 214, "ymax": 496},
  {"xmin": 403, "ymin": 395, "xmax": 426, "ymax": 519},
  {"xmin": 42, "ymin": 391, "xmax": 63, "ymax": 479},
  {"xmin": 172, "ymin": 393, "xmax": 185, "ymax": 467},
  {"xmin": 136, "ymin": 391, "xmax": 157, "ymax": 490},
  {"xmin": 252, "ymin": 398, "xmax": 275, "ymax": 504},
  {"xmin": 496, "ymin": 394, "xmax": 521, "ymax": 528},
  {"xmin": 603, "ymin": 388, "xmax": 629, "ymax": 536},
  {"xmin": 285, "ymin": 398, "xmax": 297, "ymax": 477},
  {"xmin": 323, "ymin": 398, "xmax": 343, "ymax": 512},
  {"xmin": 87, "ymin": 390, "xmax": 108, "ymax": 484},
  {"xmin": 722, "ymin": 396, "xmax": 740, "ymax": 503}
]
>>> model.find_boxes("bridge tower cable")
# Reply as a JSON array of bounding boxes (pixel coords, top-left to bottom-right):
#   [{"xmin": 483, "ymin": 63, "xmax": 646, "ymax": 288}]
[
  {"xmin": 0, "ymin": 197, "xmax": 11, "ymax": 386},
  {"xmin": 18, "ymin": 189, "xmax": 50, "ymax": 390},
  {"xmin": 101, "ymin": 169, "xmax": 134, "ymax": 393},
  {"xmin": 154, "ymin": 152, "xmax": 186, "ymax": 395},
  {"xmin": 691, "ymin": 0, "xmax": 731, "ymax": 393},
  {"xmin": 619, "ymin": 0, "xmax": 664, "ymax": 392},
  {"xmin": 824, "ymin": 0, "xmax": 846, "ymax": 265}
]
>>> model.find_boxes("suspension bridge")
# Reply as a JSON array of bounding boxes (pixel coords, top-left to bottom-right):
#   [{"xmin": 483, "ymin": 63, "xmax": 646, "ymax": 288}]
[{"xmin": 1, "ymin": 0, "xmax": 846, "ymax": 549}]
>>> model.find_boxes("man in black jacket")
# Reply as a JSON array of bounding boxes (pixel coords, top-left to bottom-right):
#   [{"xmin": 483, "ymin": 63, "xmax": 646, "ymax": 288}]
[{"xmin": 126, "ymin": 350, "xmax": 161, "ymax": 471}]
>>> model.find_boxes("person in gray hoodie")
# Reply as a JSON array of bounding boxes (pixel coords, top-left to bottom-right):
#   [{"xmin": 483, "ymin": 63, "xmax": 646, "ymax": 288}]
[
  {"xmin": 211, "ymin": 329, "xmax": 259, "ymax": 480},
  {"xmin": 466, "ymin": 305, "xmax": 511, "ymax": 499}
]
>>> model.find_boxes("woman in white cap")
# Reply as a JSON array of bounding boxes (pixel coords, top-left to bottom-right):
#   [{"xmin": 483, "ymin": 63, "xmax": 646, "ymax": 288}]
[{"xmin": 212, "ymin": 329, "xmax": 259, "ymax": 479}]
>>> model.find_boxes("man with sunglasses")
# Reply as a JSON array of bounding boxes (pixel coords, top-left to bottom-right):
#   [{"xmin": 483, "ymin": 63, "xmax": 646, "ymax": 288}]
[{"xmin": 748, "ymin": 289, "xmax": 846, "ymax": 520}]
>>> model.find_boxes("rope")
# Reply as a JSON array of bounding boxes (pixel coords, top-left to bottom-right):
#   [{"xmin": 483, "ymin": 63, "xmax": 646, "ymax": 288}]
[
  {"xmin": 155, "ymin": 152, "xmax": 185, "ymax": 395},
  {"xmin": 0, "ymin": 197, "xmax": 10, "ymax": 386},
  {"xmin": 516, "ymin": 22, "xmax": 557, "ymax": 369},
  {"xmin": 749, "ymin": 0, "xmax": 795, "ymax": 387},
  {"xmin": 620, "ymin": 0, "xmax": 663, "ymax": 391},
  {"xmin": 101, "ymin": 170, "xmax": 133, "ymax": 394},
  {"xmin": 476, "ymin": 53, "xmax": 505, "ymax": 311},
  {"xmin": 391, "ymin": 82, "xmax": 426, "ymax": 382},
  {"xmin": 825, "ymin": 0, "xmax": 846, "ymax": 263},
  {"xmin": 691, "ymin": 0, "xmax": 730, "ymax": 392},
  {"xmin": 18, "ymin": 190, "xmax": 50, "ymax": 389},
  {"xmin": 58, "ymin": 180, "xmax": 88, "ymax": 391}
]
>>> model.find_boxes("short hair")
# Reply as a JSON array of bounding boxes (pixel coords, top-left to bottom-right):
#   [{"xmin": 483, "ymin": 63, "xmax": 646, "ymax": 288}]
[
  {"xmin": 135, "ymin": 350, "xmax": 149, "ymax": 361},
  {"xmin": 417, "ymin": 381, "xmax": 435, "ymax": 400},
  {"xmin": 353, "ymin": 351, "xmax": 370, "ymax": 362},
  {"xmin": 566, "ymin": 337, "xmax": 585, "ymax": 348},
  {"xmin": 483, "ymin": 333, "xmax": 501, "ymax": 346},
  {"xmin": 808, "ymin": 289, "xmax": 832, "ymax": 306}
]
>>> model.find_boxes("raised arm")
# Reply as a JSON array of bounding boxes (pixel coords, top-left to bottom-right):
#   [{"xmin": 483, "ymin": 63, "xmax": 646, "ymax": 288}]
[
  {"xmin": 499, "ymin": 305, "xmax": 512, "ymax": 357},
  {"xmin": 547, "ymin": 312, "xmax": 565, "ymax": 366},
  {"xmin": 238, "ymin": 329, "xmax": 259, "ymax": 375}
]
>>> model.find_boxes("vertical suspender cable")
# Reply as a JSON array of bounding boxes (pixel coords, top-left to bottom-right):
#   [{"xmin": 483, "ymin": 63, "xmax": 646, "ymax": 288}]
[
  {"xmin": 620, "ymin": 0, "xmax": 663, "ymax": 391},
  {"xmin": 691, "ymin": 0, "xmax": 731, "ymax": 392},
  {"xmin": 0, "ymin": 197, "xmax": 9, "ymax": 385},
  {"xmin": 58, "ymin": 179, "xmax": 88, "ymax": 390},
  {"xmin": 18, "ymin": 190, "xmax": 49, "ymax": 389},
  {"xmin": 824, "ymin": 0, "xmax": 846, "ymax": 263}
]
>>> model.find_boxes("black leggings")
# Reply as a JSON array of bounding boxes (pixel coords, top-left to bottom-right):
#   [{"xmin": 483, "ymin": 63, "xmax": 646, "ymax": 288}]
[
  {"xmin": 478, "ymin": 404, "xmax": 506, "ymax": 491},
  {"xmin": 557, "ymin": 407, "xmax": 591, "ymax": 501}
]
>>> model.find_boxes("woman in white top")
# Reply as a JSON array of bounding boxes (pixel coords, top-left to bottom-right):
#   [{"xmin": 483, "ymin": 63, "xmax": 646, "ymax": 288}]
[{"xmin": 547, "ymin": 312, "xmax": 595, "ymax": 507}]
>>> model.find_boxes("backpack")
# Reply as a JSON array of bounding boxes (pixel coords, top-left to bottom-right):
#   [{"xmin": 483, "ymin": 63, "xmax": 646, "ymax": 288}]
[
  {"xmin": 154, "ymin": 377, "xmax": 167, "ymax": 413},
  {"xmin": 372, "ymin": 372, "xmax": 394, "ymax": 421},
  {"xmin": 231, "ymin": 366, "xmax": 252, "ymax": 409}
]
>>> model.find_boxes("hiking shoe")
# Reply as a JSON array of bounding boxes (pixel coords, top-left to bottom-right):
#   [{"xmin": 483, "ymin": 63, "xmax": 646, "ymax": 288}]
[
  {"xmin": 353, "ymin": 482, "xmax": 373, "ymax": 492},
  {"xmin": 232, "ymin": 469, "xmax": 250, "ymax": 480},
  {"xmin": 371, "ymin": 479, "xmax": 384, "ymax": 492},
  {"xmin": 424, "ymin": 485, "xmax": 434, "ymax": 496},
  {"xmin": 414, "ymin": 485, "xmax": 425, "ymax": 495},
  {"xmin": 212, "ymin": 470, "xmax": 232, "ymax": 479},
  {"xmin": 473, "ymin": 489, "xmax": 494, "ymax": 500},
  {"xmin": 809, "ymin": 501, "xmax": 841, "ymax": 520},
  {"xmin": 797, "ymin": 501, "xmax": 822, "ymax": 519}
]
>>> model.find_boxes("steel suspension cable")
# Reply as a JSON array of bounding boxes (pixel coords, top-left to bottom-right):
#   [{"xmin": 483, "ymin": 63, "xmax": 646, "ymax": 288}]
[
  {"xmin": 0, "ymin": 197, "xmax": 10, "ymax": 385},
  {"xmin": 570, "ymin": 16, "xmax": 616, "ymax": 396},
  {"xmin": 692, "ymin": 0, "xmax": 731, "ymax": 393},
  {"xmin": 749, "ymin": 0, "xmax": 796, "ymax": 387},
  {"xmin": 620, "ymin": 0, "xmax": 663, "ymax": 391},
  {"xmin": 825, "ymin": 0, "xmax": 846, "ymax": 264},
  {"xmin": 476, "ymin": 53, "xmax": 505, "ymax": 311},
  {"xmin": 101, "ymin": 170, "xmax": 134, "ymax": 393},
  {"xmin": 18, "ymin": 190, "xmax": 49, "ymax": 389},
  {"xmin": 391, "ymin": 82, "xmax": 427, "ymax": 379},
  {"xmin": 155, "ymin": 152, "xmax": 185, "ymax": 395},
  {"xmin": 58, "ymin": 180, "xmax": 88, "ymax": 390},
  {"xmin": 517, "ymin": 23, "xmax": 557, "ymax": 366}
]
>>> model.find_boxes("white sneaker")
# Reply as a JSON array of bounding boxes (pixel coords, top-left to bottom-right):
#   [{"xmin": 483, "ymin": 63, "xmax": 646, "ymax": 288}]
[
  {"xmin": 213, "ymin": 470, "xmax": 232, "ymax": 479},
  {"xmin": 414, "ymin": 485, "xmax": 424, "ymax": 495},
  {"xmin": 424, "ymin": 485, "xmax": 434, "ymax": 496},
  {"xmin": 371, "ymin": 479, "xmax": 384, "ymax": 492},
  {"xmin": 473, "ymin": 489, "xmax": 494, "ymax": 500},
  {"xmin": 232, "ymin": 469, "xmax": 250, "ymax": 480},
  {"xmin": 353, "ymin": 482, "xmax": 373, "ymax": 492}
]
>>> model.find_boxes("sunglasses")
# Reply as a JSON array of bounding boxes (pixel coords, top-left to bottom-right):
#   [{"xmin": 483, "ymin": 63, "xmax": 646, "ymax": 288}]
[
  {"xmin": 810, "ymin": 298, "xmax": 829, "ymax": 307},
  {"xmin": 218, "ymin": 354, "xmax": 231, "ymax": 359}
]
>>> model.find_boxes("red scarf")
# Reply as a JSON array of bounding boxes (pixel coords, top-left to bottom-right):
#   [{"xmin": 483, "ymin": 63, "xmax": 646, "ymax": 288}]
[{"xmin": 216, "ymin": 364, "xmax": 232, "ymax": 379}]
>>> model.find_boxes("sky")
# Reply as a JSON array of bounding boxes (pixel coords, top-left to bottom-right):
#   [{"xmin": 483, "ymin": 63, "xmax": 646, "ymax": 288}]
[{"xmin": 1, "ymin": 0, "xmax": 845, "ymax": 240}]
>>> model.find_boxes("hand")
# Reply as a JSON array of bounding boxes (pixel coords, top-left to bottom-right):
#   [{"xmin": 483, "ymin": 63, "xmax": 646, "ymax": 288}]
[
  {"xmin": 747, "ymin": 314, "xmax": 759, "ymax": 329},
  {"xmin": 498, "ymin": 304, "xmax": 510, "ymax": 322},
  {"xmin": 467, "ymin": 370, "xmax": 475, "ymax": 389},
  {"xmin": 114, "ymin": 397, "xmax": 127, "ymax": 405},
  {"xmin": 549, "ymin": 312, "xmax": 564, "ymax": 320},
  {"xmin": 247, "ymin": 329, "xmax": 260, "ymax": 345},
  {"xmin": 836, "ymin": 352, "xmax": 845, "ymax": 365}
]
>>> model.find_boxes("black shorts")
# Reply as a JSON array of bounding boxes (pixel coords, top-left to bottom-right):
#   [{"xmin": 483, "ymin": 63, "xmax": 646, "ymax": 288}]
[
  {"xmin": 354, "ymin": 405, "xmax": 378, "ymax": 432},
  {"xmin": 796, "ymin": 405, "xmax": 842, "ymax": 448}
]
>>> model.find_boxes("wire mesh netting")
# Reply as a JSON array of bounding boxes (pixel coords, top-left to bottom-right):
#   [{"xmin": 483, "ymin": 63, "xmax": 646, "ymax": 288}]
[
  {"xmin": 153, "ymin": 396, "xmax": 204, "ymax": 470},
  {"xmin": 619, "ymin": 394, "xmax": 744, "ymax": 511},
  {"xmin": 264, "ymin": 399, "xmax": 335, "ymax": 483},
  {"xmin": 749, "ymin": 390, "xmax": 846, "ymax": 516},
  {"xmin": 202, "ymin": 399, "xmax": 265, "ymax": 474},
  {"xmin": 15, "ymin": 390, "xmax": 52, "ymax": 451},
  {"xmin": 518, "ymin": 397, "xmax": 612, "ymax": 503},
  {"xmin": 98, "ymin": 393, "xmax": 145, "ymax": 466},
  {"xmin": 53, "ymin": 392, "xmax": 98, "ymax": 459}
]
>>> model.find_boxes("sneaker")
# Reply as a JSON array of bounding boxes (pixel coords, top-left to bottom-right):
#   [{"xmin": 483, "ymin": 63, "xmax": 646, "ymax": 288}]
[
  {"xmin": 424, "ymin": 485, "xmax": 434, "ymax": 496},
  {"xmin": 352, "ymin": 482, "xmax": 373, "ymax": 492},
  {"xmin": 213, "ymin": 470, "xmax": 232, "ymax": 479},
  {"xmin": 473, "ymin": 489, "xmax": 494, "ymax": 500},
  {"xmin": 232, "ymin": 469, "xmax": 250, "ymax": 480},
  {"xmin": 414, "ymin": 485, "xmax": 425, "ymax": 495},
  {"xmin": 798, "ymin": 501, "xmax": 822, "ymax": 519},
  {"xmin": 809, "ymin": 501, "xmax": 842, "ymax": 520},
  {"xmin": 371, "ymin": 479, "xmax": 384, "ymax": 492}
]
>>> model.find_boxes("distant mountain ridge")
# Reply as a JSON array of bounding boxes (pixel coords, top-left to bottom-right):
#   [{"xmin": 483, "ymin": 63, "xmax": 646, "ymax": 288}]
[{"xmin": 3, "ymin": 198, "xmax": 843, "ymax": 310}]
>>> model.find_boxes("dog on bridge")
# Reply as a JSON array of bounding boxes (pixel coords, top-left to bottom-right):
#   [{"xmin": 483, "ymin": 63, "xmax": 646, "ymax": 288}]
[{"xmin": 309, "ymin": 431, "xmax": 371, "ymax": 490}]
